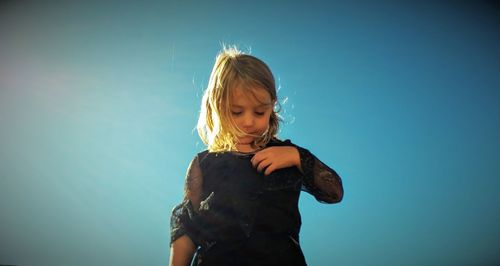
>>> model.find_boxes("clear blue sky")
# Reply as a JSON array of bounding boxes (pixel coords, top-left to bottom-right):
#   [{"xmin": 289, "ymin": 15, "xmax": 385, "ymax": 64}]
[{"xmin": 1, "ymin": 1, "xmax": 499, "ymax": 265}]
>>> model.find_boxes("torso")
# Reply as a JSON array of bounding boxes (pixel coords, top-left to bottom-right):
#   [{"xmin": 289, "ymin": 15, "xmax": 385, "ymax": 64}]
[{"xmin": 194, "ymin": 140, "xmax": 307, "ymax": 265}]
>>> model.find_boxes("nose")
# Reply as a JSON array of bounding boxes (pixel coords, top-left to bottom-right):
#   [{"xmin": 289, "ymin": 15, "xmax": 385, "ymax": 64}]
[{"xmin": 242, "ymin": 113, "xmax": 255, "ymax": 129}]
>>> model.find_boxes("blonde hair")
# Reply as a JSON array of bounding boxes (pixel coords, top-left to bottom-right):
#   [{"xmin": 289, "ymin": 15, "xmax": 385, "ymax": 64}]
[{"xmin": 197, "ymin": 45, "xmax": 281, "ymax": 152}]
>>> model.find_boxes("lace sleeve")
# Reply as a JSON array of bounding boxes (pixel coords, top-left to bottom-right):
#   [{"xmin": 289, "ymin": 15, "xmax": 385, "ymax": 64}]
[
  {"xmin": 170, "ymin": 154, "xmax": 203, "ymax": 246},
  {"xmin": 297, "ymin": 146, "xmax": 344, "ymax": 203}
]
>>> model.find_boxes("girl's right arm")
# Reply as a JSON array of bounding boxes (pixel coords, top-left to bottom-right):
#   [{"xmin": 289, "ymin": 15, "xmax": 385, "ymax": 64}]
[
  {"xmin": 169, "ymin": 155, "xmax": 204, "ymax": 266},
  {"xmin": 169, "ymin": 235, "xmax": 196, "ymax": 266}
]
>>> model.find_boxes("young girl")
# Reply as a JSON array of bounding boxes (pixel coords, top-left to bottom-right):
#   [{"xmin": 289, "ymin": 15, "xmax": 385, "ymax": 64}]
[{"xmin": 169, "ymin": 46, "xmax": 343, "ymax": 266}]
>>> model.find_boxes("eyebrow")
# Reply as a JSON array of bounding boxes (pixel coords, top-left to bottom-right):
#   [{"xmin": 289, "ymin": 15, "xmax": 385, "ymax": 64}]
[{"xmin": 231, "ymin": 103, "xmax": 272, "ymax": 108}]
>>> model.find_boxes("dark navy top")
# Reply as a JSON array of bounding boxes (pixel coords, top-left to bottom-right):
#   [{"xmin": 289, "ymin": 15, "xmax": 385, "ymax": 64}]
[{"xmin": 170, "ymin": 138, "xmax": 343, "ymax": 266}]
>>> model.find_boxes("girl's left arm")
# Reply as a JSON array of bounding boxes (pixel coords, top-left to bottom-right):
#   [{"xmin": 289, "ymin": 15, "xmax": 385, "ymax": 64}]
[
  {"xmin": 295, "ymin": 146, "xmax": 343, "ymax": 203},
  {"xmin": 251, "ymin": 141, "xmax": 343, "ymax": 203}
]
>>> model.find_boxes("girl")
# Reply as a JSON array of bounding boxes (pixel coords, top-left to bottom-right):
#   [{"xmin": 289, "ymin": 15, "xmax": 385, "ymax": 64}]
[{"xmin": 169, "ymin": 46, "xmax": 343, "ymax": 266}]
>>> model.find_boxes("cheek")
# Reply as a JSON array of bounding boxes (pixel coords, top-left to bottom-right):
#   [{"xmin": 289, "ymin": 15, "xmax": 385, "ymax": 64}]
[
  {"xmin": 257, "ymin": 115, "xmax": 272, "ymax": 129},
  {"xmin": 232, "ymin": 117, "xmax": 244, "ymax": 127}
]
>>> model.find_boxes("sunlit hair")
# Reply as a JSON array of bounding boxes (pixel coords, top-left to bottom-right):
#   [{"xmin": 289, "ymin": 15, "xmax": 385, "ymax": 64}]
[{"xmin": 197, "ymin": 45, "xmax": 281, "ymax": 152}]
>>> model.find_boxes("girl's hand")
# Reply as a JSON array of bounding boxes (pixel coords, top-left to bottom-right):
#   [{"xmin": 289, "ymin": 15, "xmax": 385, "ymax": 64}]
[{"xmin": 251, "ymin": 146, "xmax": 301, "ymax": 176}]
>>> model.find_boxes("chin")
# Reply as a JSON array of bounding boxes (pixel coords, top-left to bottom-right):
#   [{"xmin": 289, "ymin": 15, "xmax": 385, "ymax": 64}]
[{"xmin": 237, "ymin": 138, "xmax": 255, "ymax": 145}]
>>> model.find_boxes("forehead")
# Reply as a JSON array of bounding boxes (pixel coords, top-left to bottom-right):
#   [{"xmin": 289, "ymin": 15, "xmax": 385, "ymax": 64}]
[{"xmin": 230, "ymin": 86, "xmax": 272, "ymax": 107}]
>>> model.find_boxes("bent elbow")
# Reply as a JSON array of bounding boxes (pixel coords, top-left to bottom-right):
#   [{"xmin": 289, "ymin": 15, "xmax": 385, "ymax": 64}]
[
  {"xmin": 322, "ymin": 188, "xmax": 343, "ymax": 204},
  {"xmin": 334, "ymin": 189, "xmax": 344, "ymax": 203}
]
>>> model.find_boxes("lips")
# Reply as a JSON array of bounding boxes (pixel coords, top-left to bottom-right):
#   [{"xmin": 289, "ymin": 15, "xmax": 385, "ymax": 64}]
[{"xmin": 246, "ymin": 131, "xmax": 260, "ymax": 136}]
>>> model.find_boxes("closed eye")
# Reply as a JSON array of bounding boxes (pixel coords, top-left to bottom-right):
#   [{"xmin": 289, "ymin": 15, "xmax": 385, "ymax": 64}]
[{"xmin": 254, "ymin": 112, "xmax": 265, "ymax": 116}]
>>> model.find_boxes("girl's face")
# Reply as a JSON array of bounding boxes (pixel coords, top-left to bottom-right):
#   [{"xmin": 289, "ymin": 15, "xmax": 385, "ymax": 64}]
[{"xmin": 229, "ymin": 86, "xmax": 273, "ymax": 150}]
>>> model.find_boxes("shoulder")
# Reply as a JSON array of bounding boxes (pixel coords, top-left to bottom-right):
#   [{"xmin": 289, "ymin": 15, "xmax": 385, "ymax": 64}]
[
  {"xmin": 267, "ymin": 138, "xmax": 310, "ymax": 157},
  {"xmin": 267, "ymin": 137, "xmax": 296, "ymax": 147},
  {"xmin": 193, "ymin": 149, "xmax": 222, "ymax": 169},
  {"xmin": 185, "ymin": 150, "xmax": 209, "ymax": 170},
  {"xmin": 196, "ymin": 150, "xmax": 210, "ymax": 160}
]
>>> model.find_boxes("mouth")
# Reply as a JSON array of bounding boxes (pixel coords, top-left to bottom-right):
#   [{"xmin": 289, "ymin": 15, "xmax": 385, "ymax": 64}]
[{"xmin": 246, "ymin": 131, "xmax": 262, "ymax": 136}]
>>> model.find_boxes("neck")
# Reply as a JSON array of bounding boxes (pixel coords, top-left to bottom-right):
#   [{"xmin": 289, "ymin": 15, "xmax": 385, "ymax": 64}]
[{"xmin": 236, "ymin": 144, "xmax": 256, "ymax": 153}]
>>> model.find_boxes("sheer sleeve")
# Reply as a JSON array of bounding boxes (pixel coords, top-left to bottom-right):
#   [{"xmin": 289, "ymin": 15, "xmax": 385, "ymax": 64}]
[
  {"xmin": 296, "ymin": 146, "xmax": 344, "ymax": 204},
  {"xmin": 170, "ymin": 154, "xmax": 204, "ymax": 246}
]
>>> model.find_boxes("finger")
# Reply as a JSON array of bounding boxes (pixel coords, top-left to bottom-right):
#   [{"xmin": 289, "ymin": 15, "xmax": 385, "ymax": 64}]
[
  {"xmin": 256, "ymin": 159, "xmax": 273, "ymax": 173},
  {"xmin": 264, "ymin": 164, "xmax": 276, "ymax": 176},
  {"xmin": 251, "ymin": 154, "xmax": 262, "ymax": 168},
  {"xmin": 256, "ymin": 159, "xmax": 272, "ymax": 173},
  {"xmin": 251, "ymin": 151, "xmax": 268, "ymax": 167},
  {"xmin": 254, "ymin": 147, "xmax": 271, "ymax": 157}
]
